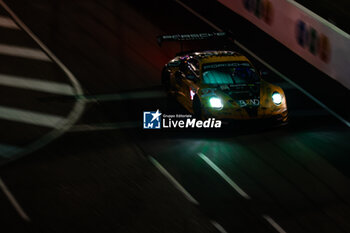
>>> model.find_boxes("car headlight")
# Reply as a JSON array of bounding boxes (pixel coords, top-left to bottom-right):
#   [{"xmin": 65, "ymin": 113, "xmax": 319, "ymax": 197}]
[
  {"xmin": 272, "ymin": 92, "xmax": 282, "ymax": 105},
  {"xmin": 209, "ymin": 97, "xmax": 223, "ymax": 109}
]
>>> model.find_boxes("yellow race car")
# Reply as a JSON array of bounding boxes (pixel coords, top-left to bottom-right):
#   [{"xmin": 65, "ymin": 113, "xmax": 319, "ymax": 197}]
[{"xmin": 159, "ymin": 34, "xmax": 288, "ymax": 123}]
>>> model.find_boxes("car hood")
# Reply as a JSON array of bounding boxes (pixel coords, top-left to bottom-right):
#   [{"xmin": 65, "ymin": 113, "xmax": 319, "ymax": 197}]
[
  {"xmin": 201, "ymin": 83, "xmax": 260, "ymax": 101},
  {"xmin": 200, "ymin": 83, "xmax": 261, "ymax": 117}
]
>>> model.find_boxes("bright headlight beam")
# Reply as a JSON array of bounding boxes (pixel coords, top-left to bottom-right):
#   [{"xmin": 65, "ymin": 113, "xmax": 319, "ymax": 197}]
[
  {"xmin": 272, "ymin": 92, "xmax": 282, "ymax": 105},
  {"xmin": 209, "ymin": 97, "xmax": 223, "ymax": 109}
]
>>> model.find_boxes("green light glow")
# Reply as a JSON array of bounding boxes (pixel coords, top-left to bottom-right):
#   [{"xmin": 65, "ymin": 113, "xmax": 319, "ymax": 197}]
[
  {"xmin": 209, "ymin": 97, "xmax": 223, "ymax": 109},
  {"xmin": 272, "ymin": 92, "xmax": 282, "ymax": 105}
]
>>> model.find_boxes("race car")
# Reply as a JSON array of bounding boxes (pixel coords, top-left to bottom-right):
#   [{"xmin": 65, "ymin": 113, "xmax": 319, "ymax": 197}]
[{"xmin": 158, "ymin": 33, "xmax": 288, "ymax": 123}]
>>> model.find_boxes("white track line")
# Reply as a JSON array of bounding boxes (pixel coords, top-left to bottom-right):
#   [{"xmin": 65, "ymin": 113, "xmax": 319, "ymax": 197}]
[
  {"xmin": 0, "ymin": 144, "xmax": 22, "ymax": 158},
  {"xmin": 0, "ymin": 106, "xmax": 66, "ymax": 128},
  {"xmin": 174, "ymin": 0, "xmax": 350, "ymax": 128},
  {"xmin": 211, "ymin": 221, "xmax": 228, "ymax": 233},
  {"xmin": 81, "ymin": 90, "xmax": 166, "ymax": 102},
  {"xmin": 263, "ymin": 215, "xmax": 287, "ymax": 233},
  {"xmin": 0, "ymin": 1, "xmax": 86, "ymax": 226},
  {"xmin": 0, "ymin": 177, "xmax": 30, "ymax": 222},
  {"xmin": 0, "ymin": 43, "xmax": 51, "ymax": 61},
  {"xmin": 70, "ymin": 122, "xmax": 140, "ymax": 132},
  {"xmin": 149, "ymin": 156, "xmax": 199, "ymax": 205},
  {"xmin": 174, "ymin": 0, "xmax": 221, "ymax": 31},
  {"xmin": 0, "ymin": 0, "xmax": 84, "ymax": 93},
  {"xmin": 0, "ymin": 15, "xmax": 19, "ymax": 29},
  {"xmin": 0, "ymin": 0, "xmax": 85, "ymax": 150},
  {"xmin": 0, "ymin": 73, "xmax": 74, "ymax": 95},
  {"xmin": 197, "ymin": 153, "xmax": 251, "ymax": 200}
]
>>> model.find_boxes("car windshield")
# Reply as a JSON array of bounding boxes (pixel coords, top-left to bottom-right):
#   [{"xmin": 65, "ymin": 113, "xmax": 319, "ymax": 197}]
[{"xmin": 202, "ymin": 62, "xmax": 259, "ymax": 85}]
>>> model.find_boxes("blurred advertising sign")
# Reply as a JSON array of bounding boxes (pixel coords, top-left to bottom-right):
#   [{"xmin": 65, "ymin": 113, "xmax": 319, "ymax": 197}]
[{"xmin": 218, "ymin": 0, "xmax": 350, "ymax": 89}]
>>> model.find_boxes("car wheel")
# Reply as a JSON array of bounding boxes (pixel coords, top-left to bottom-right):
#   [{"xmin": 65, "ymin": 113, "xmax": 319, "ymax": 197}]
[
  {"xmin": 280, "ymin": 110, "xmax": 289, "ymax": 125},
  {"xmin": 280, "ymin": 114, "xmax": 289, "ymax": 126},
  {"xmin": 161, "ymin": 67, "xmax": 171, "ymax": 92},
  {"xmin": 193, "ymin": 96, "xmax": 203, "ymax": 120}
]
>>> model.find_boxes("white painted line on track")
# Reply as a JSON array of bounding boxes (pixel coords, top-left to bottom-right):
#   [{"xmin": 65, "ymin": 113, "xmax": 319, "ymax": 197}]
[
  {"xmin": 174, "ymin": 0, "xmax": 223, "ymax": 31},
  {"xmin": 0, "ymin": 15, "xmax": 19, "ymax": 30},
  {"xmin": 0, "ymin": 177, "xmax": 30, "ymax": 222},
  {"xmin": 70, "ymin": 122, "xmax": 140, "ymax": 132},
  {"xmin": 211, "ymin": 221, "xmax": 228, "ymax": 233},
  {"xmin": 0, "ymin": 106, "xmax": 66, "ymax": 128},
  {"xmin": 80, "ymin": 90, "xmax": 166, "ymax": 102},
  {"xmin": 197, "ymin": 153, "xmax": 251, "ymax": 199},
  {"xmin": 0, "ymin": 0, "xmax": 84, "ymax": 93},
  {"xmin": 263, "ymin": 215, "xmax": 288, "ymax": 233},
  {"xmin": 174, "ymin": 0, "xmax": 350, "ymax": 128},
  {"xmin": 174, "ymin": 0, "xmax": 221, "ymax": 31},
  {"xmin": 0, "ymin": 0, "xmax": 86, "ymax": 166},
  {"xmin": 149, "ymin": 156, "xmax": 199, "ymax": 205},
  {"xmin": 0, "ymin": 43, "xmax": 51, "ymax": 61},
  {"xmin": 0, "ymin": 73, "xmax": 75, "ymax": 95},
  {"xmin": 0, "ymin": 144, "xmax": 22, "ymax": 158}
]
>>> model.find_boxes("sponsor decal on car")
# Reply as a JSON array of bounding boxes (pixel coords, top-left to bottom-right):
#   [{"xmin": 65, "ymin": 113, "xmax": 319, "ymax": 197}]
[{"xmin": 237, "ymin": 99, "xmax": 260, "ymax": 107}]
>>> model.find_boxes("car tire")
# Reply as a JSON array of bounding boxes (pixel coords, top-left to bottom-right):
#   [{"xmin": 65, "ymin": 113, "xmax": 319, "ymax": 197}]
[
  {"xmin": 280, "ymin": 114, "xmax": 289, "ymax": 126},
  {"xmin": 193, "ymin": 96, "xmax": 203, "ymax": 120},
  {"xmin": 161, "ymin": 67, "xmax": 171, "ymax": 92}
]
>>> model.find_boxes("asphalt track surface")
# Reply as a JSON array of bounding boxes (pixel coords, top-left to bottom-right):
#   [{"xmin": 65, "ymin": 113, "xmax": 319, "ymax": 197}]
[{"xmin": 0, "ymin": 0, "xmax": 349, "ymax": 233}]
